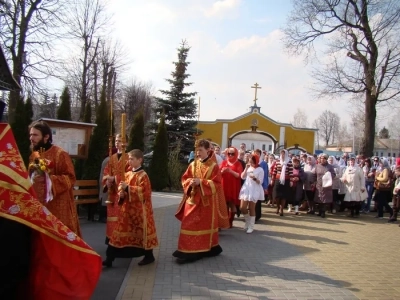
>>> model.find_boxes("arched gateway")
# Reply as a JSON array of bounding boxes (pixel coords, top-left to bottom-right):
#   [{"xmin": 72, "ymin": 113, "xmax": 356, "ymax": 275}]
[{"xmin": 197, "ymin": 84, "xmax": 317, "ymax": 154}]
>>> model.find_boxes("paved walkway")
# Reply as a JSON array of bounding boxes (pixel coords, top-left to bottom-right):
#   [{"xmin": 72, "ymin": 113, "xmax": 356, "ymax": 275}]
[{"xmin": 113, "ymin": 199, "xmax": 400, "ymax": 300}]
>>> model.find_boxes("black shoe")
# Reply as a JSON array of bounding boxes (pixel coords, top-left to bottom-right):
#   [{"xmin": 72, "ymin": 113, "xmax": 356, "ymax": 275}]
[
  {"xmin": 307, "ymin": 210, "xmax": 315, "ymax": 215},
  {"xmin": 102, "ymin": 259, "xmax": 113, "ymax": 268},
  {"xmin": 138, "ymin": 256, "xmax": 155, "ymax": 266},
  {"xmin": 321, "ymin": 211, "xmax": 325, "ymax": 218},
  {"xmin": 280, "ymin": 213, "xmax": 283, "ymax": 217},
  {"xmin": 388, "ymin": 218, "xmax": 397, "ymax": 223},
  {"xmin": 176, "ymin": 257, "xmax": 200, "ymax": 265}
]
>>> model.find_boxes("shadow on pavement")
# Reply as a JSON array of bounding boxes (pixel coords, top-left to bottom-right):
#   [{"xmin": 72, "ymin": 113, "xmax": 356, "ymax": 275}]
[
  {"xmin": 80, "ymin": 220, "xmax": 131, "ymax": 300},
  {"xmin": 152, "ymin": 206, "xmax": 357, "ymax": 299},
  {"xmin": 257, "ymin": 218, "xmax": 348, "ymax": 233}
]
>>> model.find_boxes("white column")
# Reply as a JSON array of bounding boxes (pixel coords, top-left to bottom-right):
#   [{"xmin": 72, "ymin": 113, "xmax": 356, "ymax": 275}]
[
  {"xmin": 279, "ymin": 127, "xmax": 285, "ymax": 147},
  {"xmin": 221, "ymin": 123, "xmax": 228, "ymax": 150}
]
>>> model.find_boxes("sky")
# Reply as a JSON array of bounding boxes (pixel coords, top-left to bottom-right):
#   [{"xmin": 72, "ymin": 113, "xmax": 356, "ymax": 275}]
[{"xmin": 106, "ymin": 0, "xmax": 392, "ymax": 128}]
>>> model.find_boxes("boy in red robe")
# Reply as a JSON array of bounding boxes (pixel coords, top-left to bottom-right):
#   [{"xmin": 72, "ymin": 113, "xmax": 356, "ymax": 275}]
[
  {"xmin": 173, "ymin": 139, "xmax": 223, "ymax": 264},
  {"xmin": 102, "ymin": 133, "xmax": 131, "ymax": 243},
  {"xmin": 103, "ymin": 149, "xmax": 158, "ymax": 267}
]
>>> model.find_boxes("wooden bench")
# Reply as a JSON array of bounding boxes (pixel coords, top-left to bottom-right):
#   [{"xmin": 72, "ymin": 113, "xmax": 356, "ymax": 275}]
[{"xmin": 73, "ymin": 179, "xmax": 100, "ymax": 221}]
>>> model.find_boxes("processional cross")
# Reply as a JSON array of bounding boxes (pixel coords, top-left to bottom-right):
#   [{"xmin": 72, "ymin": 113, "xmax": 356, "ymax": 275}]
[{"xmin": 251, "ymin": 82, "xmax": 261, "ymax": 105}]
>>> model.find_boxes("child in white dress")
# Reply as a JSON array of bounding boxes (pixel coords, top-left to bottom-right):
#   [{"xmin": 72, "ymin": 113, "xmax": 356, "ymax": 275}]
[{"xmin": 239, "ymin": 154, "xmax": 264, "ymax": 233}]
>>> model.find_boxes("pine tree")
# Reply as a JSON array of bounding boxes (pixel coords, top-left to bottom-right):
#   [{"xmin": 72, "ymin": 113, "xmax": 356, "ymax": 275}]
[
  {"xmin": 25, "ymin": 96, "xmax": 33, "ymax": 122},
  {"xmin": 149, "ymin": 114, "xmax": 169, "ymax": 191},
  {"xmin": 10, "ymin": 96, "xmax": 32, "ymax": 166},
  {"xmin": 153, "ymin": 40, "xmax": 198, "ymax": 154},
  {"xmin": 83, "ymin": 89, "xmax": 110, "ymax": 179},
  {"xmin": 127, "ymin": 108, "xmax": 145, "ymax": 152},
  {"xmin": 57, "ymin": 86, "xmax": 72, "ymax": 120},
  {"xmin": 83, "ymin": 99, "xmax": 92, "ymax": 123}
]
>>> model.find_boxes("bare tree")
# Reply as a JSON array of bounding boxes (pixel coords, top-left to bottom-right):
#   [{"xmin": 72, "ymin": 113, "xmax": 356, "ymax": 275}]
[
  {"xmin": 97, "ymin": 38, "xmax": 131, "ymax": 105},
  {"xmin": 283, "ymin": 0, "xmax": 400, "ymax": 156},
  {"xmin": 336, "ymin": 122, "xmax": 352, "ymax": 151},
  {"xmin": 312, "ymin": 119, "xmax": 320, "ymax": 150},
  {"xmin": 0, "ymin": 0, "xmax": 68, "ymax": 122},
  {"xmin": 66, "ymin": 0, "xmax": 110, "ymax": 120},
  {"xmin": 315, "ymin": 110, "xmax": 341, "ymax": 146},
  {"xmin": 291, "ymin": 108, "xmax": 309, "ymax": 128},
  {"xmin": 116, "ymin": 79, "xmax": 154, "ymax": 132},
  {"xmin": 387, "ymin": 111, "xmax": 400, "ymax": 139}
]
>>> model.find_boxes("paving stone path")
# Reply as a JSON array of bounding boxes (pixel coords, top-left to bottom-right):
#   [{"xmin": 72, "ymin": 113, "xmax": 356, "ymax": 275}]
[{"xmin": 116, "ymin": 200, "xmax": 400, "ymax": 300}]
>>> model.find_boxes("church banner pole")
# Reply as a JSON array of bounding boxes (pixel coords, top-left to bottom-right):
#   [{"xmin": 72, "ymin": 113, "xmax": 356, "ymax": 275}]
[
  {"xmin": 186, "ymin": 96, "xmax": 200, "ymax": 205},
  {"xmin": 105, "ymin": 98, "xmax": 114, "ymax": 204}
]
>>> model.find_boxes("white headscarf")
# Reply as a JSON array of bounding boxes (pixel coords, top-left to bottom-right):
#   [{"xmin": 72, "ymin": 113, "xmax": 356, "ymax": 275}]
[
  {"xmin": 328, "ymin": 156, "xmax": 339, "ymax": 167},
  {"xmin": 338, "ymin": 157, "xmax": 346, "ymax": 167},
  {"xmin": 381, "ymin": 158, "xmax": 390, "ymax": 169},
  {"xmin": 279, "ymin": 149, "xmax": 289, "ymax": 185}
]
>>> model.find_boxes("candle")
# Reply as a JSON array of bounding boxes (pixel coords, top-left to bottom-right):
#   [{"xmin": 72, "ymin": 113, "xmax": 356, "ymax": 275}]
[
  {"xmin": 121, "ymin": 113, "xmax": 126, "ymax": 142},
  {"xmin": 110, "ymin": 99, "xmax": 113, "ymax": 134}
]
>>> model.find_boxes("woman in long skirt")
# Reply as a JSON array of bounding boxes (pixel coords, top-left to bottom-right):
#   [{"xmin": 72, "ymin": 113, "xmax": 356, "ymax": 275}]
[{"xmin": 271, "ymin": 149, "xmax": 293, "ymax": 216}]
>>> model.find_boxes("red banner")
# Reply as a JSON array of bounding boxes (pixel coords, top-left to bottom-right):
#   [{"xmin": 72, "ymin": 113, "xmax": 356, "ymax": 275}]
[{"xmin": 0, "ymin": 123, "xmax": 101, "ymax": 300}]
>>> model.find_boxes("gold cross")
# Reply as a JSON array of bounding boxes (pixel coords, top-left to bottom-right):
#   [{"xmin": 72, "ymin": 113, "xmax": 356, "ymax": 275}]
[{"xmin": 251, "ymin": 83, "xmax": 261, "ymax": 104}]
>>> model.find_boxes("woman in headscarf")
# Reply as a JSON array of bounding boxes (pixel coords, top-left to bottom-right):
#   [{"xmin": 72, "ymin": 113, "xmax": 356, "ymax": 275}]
[
  {"xmin": 328, "ymin": 156, "xmax": 341, "ymax": 213},
  {"xmin": 288, "ymin": 157, "xmax": 305, "ymax": 215},
  {"xmin": 303, "ymin": 155, "xmax": 316, "ymax": 214},
  {"xmin": 313, "ymin": 153, "xmax": 336, "ymax": 218},
  {"xmin": 266, "ymin": 154, "xmax": 276, "ymax": 207},
  {"xmin": 361, "ymin": 158, "xmax": 375, "ymax": 213},
  {"xmin": 340, "ymin": 157, "xmax": 366, "ymax": 217},
  {"xmin": 271, "ymin": 149, "xmax": 293, "ymax": 216},
  {"xmin": 220, "ymin": 147, "xmax": 243, "ymax": 228},
  {"xmin": 239, "ymin": 154, "xmax": 264, "ymax": 233},
  {"xmin": 374, "ymin": 158, "xmax": 394, "ymax": 219}
]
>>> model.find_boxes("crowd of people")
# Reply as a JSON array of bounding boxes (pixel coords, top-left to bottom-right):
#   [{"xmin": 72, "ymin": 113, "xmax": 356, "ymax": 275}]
[{"xmin": 213, "ymin": 144, "xmax": 400, "ymax": 223}]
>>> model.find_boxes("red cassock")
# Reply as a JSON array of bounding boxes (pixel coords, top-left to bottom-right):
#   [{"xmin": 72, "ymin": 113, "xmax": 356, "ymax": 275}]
[
  {"xmin": 175, "ymin": 157, "xmax": 221, "ymax": 254},
  {"xmin": 102, "ymin": 152, "xmax": 131, "ymax": 239},
  {"xmin": 209, "ymin": 151, "xmax": 230, "ymax": 229},
  {"xmin": 0, "ymin": 123, "xmax": 101, "ymax": 300}
]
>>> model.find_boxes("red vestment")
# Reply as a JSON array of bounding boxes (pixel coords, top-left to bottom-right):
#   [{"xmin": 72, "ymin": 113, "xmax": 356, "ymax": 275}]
[
  {"xmin": 220, "ymin": 160, "xmax": 243, "ymax": 206},
  {"xmin": 102, "ymin": 152, "xmax": 131, "ymax": 238},
  {"xmin": 209, "ymin": 151, "xmax": 230, "ymax": 229},
  {"xmin": 174, "ymin": 157, "xmax": 222, "ymax": 256},
  {"xmin": 0, "ymin": 123, "xmax": 101, "ymax": 300},
  {"xmin": 109, "ymin": 169, "xmax": 158, "ymax": 250},
  {"xmin": 29, "ymin": 145, "xmax": 81, "ymax": 237}
]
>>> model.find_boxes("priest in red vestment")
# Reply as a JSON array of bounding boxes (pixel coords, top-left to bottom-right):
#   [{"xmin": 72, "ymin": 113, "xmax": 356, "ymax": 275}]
[
  {"xmin": 0, "ymin": 122, "xmax": 101, "ymax": 300},
  {"xmin": 173, "ymin": 139, "xmax": 223, "ymax": 264},
  {"xmin": 28, "ymin": 120, "xmax": 81, "ymax": 236},
  {"xmin": 102, "ymin": 133, "xmax": 131, "ymax": 243},
  {"xmin": 103, "ymin": 149, "xmax": 158, "ymax": 267}
]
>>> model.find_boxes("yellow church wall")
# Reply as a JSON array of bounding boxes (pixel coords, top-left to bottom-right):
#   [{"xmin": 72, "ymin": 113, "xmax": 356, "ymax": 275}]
[
  {"xmin": 197, "ymin": 122, "xmax": 223, "ymax": 144},
  {"xmin": 284, "ymin": 126, "xmax": 315, "ymax": 151},
  {"xmin": 197, "ymin": 111, "xmax": 315, "ymax": 153}
]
